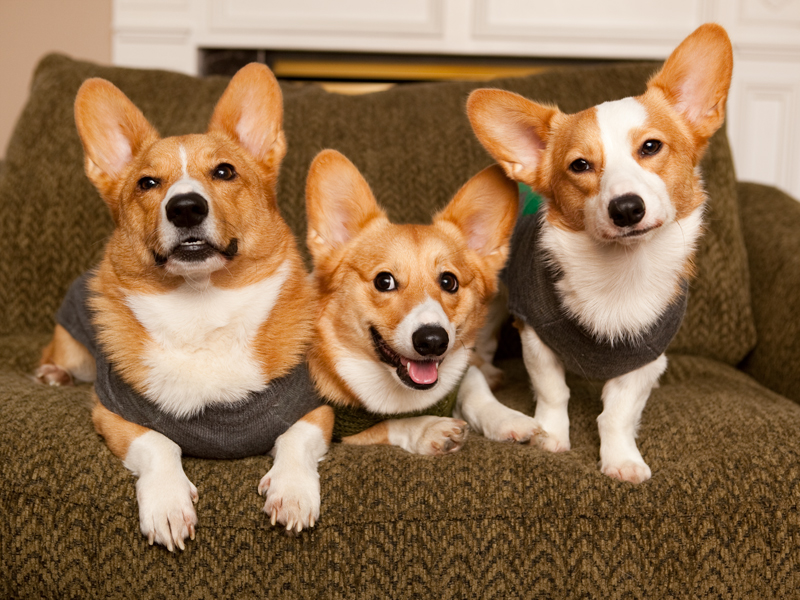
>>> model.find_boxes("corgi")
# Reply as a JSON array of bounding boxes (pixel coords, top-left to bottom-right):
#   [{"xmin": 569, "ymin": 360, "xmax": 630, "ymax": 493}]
[
  {"xmin": 304, "ymin": 149, "xmax": 544, "ymax": 453},
  {"xmin": 36, "ymin": 63, "xmax": 333, "ymax": 549},
  {"xmin": 466, "ymin": 24, "xmax": 733, "ymax": 483}
]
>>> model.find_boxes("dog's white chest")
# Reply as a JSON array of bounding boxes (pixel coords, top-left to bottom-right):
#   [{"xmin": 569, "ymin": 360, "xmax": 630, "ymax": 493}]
[{"xmin": 126, "ymin": 262, "xmax": 290, "ymax": 417}]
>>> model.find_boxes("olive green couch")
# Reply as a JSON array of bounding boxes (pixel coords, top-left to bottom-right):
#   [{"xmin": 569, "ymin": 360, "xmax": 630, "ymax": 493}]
[{"xmin": 1, "ymin": 54, "xmax": 799, "ymax": 599}]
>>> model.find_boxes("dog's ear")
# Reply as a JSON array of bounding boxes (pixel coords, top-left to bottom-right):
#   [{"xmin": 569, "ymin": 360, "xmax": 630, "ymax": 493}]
[
  {"xmin": 74, "ymin": 78, "xmax": 159, "ymax": 215},
  {"xmin": 208, "ymin": 63, "xmax": 286, "ymax": 171},
  {"xmin": 467, "ymin": 89, "xmax": 557, "ymax": 184},
  {"xmin": 305, "ymin": 149, "xmax": 386, "ymax": 265},
  {"xmin": 434, "ymin": 164, "xmax": 519, "ymax": 274},
  {"xmin": 648, "ymin": 23, "xmax": 733, "ymax": 140}
]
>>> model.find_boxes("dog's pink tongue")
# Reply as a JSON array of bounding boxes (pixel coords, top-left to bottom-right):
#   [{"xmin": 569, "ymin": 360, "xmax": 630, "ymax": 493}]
[{"xmin": 406, "ymin": 360, "xmax": 439, "ymax": 385}]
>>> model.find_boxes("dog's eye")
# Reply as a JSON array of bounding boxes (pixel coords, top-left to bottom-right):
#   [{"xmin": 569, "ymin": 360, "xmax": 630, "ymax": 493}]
[
  {"xmin": 137, "ymin": 177, "xmax": 160, "ymax": 191},
  {"xmin": 212, "ymin": 163, "xmax": 237, "ymax": 181},
  {"xmin": 374, "ymin": 272, "xmax": 397, "ymax": 292},
  {"xmin": 569, "ymin": 158, "xmax": 592, "ymax": 173},
  {"xmin": 439, "ymin": 272, "xmax": 459, "ymax": 294},
  {"xmin": 640, "ymin": 140, "xmax": 663, "ymax": 156}
]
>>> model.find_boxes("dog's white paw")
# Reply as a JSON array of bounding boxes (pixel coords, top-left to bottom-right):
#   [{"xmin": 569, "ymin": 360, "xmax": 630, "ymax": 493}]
[
  {"xmin": 481, "ymin": 413, "xmax": 545, "ymax": 444},
  {"xmin": 35, "ymin": 364, "xmax": 73, "ymax": 386},
  {"xmin": 259, "ymin": 462, "xmax": 320, "ymax": 534},
  {"xmin": 135, "ymin": 470, "xmax": 198, "ymax": 552},
  {"xmin": 531, "ymin": 414, "xmax": 571, "ymax": 453},
  {"xmin": 534, "ymin": 433, "xmax": 571, "ymax": 453},
  {"xmin": 413, "ymin": 417, "xmax": 468, "ymax": 455},
  {"xmin": 601, "ymin": 459, "xmax": 652, "ymax": 484}
]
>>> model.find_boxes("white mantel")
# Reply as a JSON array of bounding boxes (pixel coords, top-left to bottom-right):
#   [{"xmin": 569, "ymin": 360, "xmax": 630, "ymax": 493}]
[{"xmin": 113, "ymin": 0, "xmax": 800, "ymax": 199}]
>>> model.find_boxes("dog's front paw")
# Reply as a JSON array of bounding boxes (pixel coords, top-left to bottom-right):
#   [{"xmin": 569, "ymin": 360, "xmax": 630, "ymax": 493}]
[
  {"xmin": 601, "ymin": 459, "xmax": 652, "ymax": 484},
  {"xmin": 259, "ymin": 462, "xmax": 320, "ymax": 534},
  {"xmin": 413, "ymin": 417, "xmax": 468, "ymax": 455},
  {"xmin": 531, "ymin": 409, "xmax": 571, "ymax": 453},
  {"xmin": 35, "ymin": 364, "xmax": 73, "ymax": 386},
  {"xmin": 136, "ymin": 471, "xmax": 198, "ymax": 551},
  {"xmin": 482, "ymin": 413, "xmax": 545, "ymax": 444}
]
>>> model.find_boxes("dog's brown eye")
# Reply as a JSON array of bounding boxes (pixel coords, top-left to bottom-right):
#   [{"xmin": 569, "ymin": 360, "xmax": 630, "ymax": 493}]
[
  {"xmin": 212, "ymin": 163, "xmax": 236, "ymax": 181},
  {"xmin": 640, "ymin": 140, "xmax": 663, "ymax": 156},
  {"xmin": 569, "ymin": 158, "xmax": 592, "ymax": 173},
  {"xmin": 439, "ymin": 272, "xmax": 459, "ymax": 294},
  {"xmin": 374, "ymin": 272, "xmax": 397, "ymax": 292},
  {"xmin": 137, "ymin": 177, "xmax": 160, "ymax": 191}
]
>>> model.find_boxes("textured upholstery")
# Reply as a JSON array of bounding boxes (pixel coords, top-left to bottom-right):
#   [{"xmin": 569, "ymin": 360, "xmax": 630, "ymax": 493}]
[{"xmin": 1, "ymin": 55, "xmax": 798, "ymax": 599}]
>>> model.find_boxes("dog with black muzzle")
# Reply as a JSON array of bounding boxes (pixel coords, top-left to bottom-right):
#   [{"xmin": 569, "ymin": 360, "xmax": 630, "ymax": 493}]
[
  {"xmin": 304, "ymin": 150, "xmax": 544, "ymax": 454},
  {"xmin": 37, "ymin": 63, "xmax": 332, "ymax": 549}
]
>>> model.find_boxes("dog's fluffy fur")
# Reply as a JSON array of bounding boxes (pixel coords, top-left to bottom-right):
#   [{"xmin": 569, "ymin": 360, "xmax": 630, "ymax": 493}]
[
  {"xmin": 466, "ymin": 24, "xmax": 733, "ymax": 482},
  {"xmin": 305, "ymin": 150, "xmax": 544, "ymax": 453},
  {"xmin": 37, "ymin": 64, "xmax": 333, "ymax": 549}
]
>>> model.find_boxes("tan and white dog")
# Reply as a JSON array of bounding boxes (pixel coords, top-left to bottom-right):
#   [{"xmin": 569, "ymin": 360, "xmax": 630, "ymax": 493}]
[
  {"xmin": 304, "ymin": 149, "xmax": 543, "ymax": 453},
  {"xmin": 466, "ymin": 24, "xmax": 733, "ymax": 482},
  {"xmin": 37, "ymin": 64, "xmax": 332, "ymax": 549}
]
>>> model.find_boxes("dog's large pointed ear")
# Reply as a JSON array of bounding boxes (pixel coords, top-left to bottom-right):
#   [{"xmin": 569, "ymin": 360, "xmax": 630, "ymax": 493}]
[
  {"xmin": 74, "ymin": 78, "xmax": 160, "ymax": 214},
  {"xmin": 208, "ymin": 63, "xmax": 286, "ymax": 170},
  {"xmin": 305, "ymin": 149, "xmax": 387, "ymax": 265},
  {"xmin": 648, "ymin": 23, "xmax": 733, "ymax": 140},
  {"xmin": 434, "ymin": 164, "xmax": 519, "ymax": 274},
  {"xmin": 467, "ymin": 89, "xmax": 558, "ymax": 184}
]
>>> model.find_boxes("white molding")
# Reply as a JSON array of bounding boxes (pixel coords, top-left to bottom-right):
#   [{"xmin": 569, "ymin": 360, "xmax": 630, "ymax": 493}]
[{"xmin": 206, "ymin": 0, "xmax": 444, "ymax": 37}]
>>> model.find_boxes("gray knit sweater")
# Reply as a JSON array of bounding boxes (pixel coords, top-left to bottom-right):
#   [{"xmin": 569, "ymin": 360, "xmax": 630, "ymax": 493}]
[
  {"xmin": 57, "ymin": 273, "xmax": 321, "ymax": 459},
  {"xmin": 505, "ymin": 213, "xmax": 688, "ymax": 381}
]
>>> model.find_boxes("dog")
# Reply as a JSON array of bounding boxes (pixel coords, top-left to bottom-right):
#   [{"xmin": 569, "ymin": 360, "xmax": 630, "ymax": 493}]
[
  {"xmin": 465, "ymin": 24, "xmax": 733, "ymax": 482},
  {"xmin": 36, "ymin": 63, "xmax": 333, "ymax": 549},
  {"xmin": 304, "ymin": 149, "xmax": 544, "ymax": 453}
]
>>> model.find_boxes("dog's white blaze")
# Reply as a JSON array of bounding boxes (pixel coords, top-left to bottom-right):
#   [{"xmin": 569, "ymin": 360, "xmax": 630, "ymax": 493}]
[
  {"xmin": 541, "ymin": 205, "xmax": 704, "ymax": 342},
  {"xmin": 585, "ymin": 98, "xmax": 673, "ymax": 240},
  {"xmin": 392, "ymin": 297, "xmax": 456, "ymax": 359},
  {"xmin": 335, "ymin": 344, "xmax": 470, "ymax": 415},
  {"xmin": 179, "ymin": 145, "xmax": 189, "ymax": 179},
  {"xmin": 126, "ymin": 261, "xmax": 291, "ymax": 418}
]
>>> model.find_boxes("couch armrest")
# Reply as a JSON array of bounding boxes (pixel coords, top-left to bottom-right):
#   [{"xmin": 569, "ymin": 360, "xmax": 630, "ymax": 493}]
[{"xmin": 737, "ymin": 182, "xmax": 800, "ymax": 402}]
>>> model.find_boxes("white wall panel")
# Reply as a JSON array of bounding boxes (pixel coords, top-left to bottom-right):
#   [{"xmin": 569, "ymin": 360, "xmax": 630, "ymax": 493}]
[{"xmin": 112, "ymin": 0, "xmax": 800, "ymax": 198}]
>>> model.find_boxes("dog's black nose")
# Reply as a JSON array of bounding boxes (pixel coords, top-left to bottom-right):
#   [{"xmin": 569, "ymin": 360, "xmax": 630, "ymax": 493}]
[
  {"xmin": 412, "ymin": 325, "xmax": 449, "ymax": 357},
  {"xmin": 166, "ymin": 193, "xmax": 209, "ymax": 229},
  {"xmin": 608, "ymin": 194, "xmax": 645, "ymax": 227}
]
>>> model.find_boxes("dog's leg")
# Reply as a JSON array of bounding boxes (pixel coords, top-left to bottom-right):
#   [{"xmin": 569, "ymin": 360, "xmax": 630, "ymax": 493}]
[
  {"xmin": 519, "ymin": 323, "xmax": 571, "ymax": 452},
  {"xmin": 472, "ymin": 286, "xmax": 509, "ymax": 389},
  {"xmin": 342, "ymin": 415, "xmax": 468, "ymax": 455},
  {"xmin": 597, "ymin": 354, "xmax": 667, "ymax": 484},
  {"xmin": 259, "ymin": 405, "xmax": 333, "ymax": 533},
  {"xmin": 92, "ymin": 397, "xmax": 198, "ymax": 551},
  {"xmin": 455, "ymin": 365, "xmax": 544, "ymax": 443},
  {"xmin": 36, "ymin": 324, "xmax": 96, "ymax": 386}
]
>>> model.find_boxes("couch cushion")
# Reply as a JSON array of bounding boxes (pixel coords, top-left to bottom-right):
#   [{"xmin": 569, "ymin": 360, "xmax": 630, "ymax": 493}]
[
  {"xmin": 0, "ymin": 54, "xmax": 753, "ymax": 361},
  {"xmin": 1, "ymin": 333, "xmax": 798, "ymax": 598}
]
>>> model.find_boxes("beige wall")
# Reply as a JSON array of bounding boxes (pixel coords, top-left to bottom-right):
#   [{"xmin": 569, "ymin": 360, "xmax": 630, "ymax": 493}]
[{"xmin": 0, "ymin": 0, "xmax": 112, "ymax": 158}]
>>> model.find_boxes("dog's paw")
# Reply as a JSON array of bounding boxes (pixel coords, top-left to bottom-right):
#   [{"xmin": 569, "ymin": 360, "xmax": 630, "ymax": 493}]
[
  {"xmin": 136, "ymin": 470, "xmax": 198, "ymax": 552},
  {"xmin": 533, "ymin": 434, "xmax": 571, "ymax": 453},
  {"xmin": 259, "ymin": 462, "xmax": 320, "ymax": 534},
  {"xmin": 35, "ymin": 364, "xmax": 73, "ymax": 387},
  {"xmin": 413, "ymin": 417, "xmax": 468, "ymax": 455},
  {"xmin": 601, "ymin": 459, "xmax": 652, "ymax": 484},
  {"xmin": 481, "ymin": 413, "xmax": 545, "ymax": 444},
  {"xmin": 530, "ymin": 411, "xmax": 571, "ymax": 453}
]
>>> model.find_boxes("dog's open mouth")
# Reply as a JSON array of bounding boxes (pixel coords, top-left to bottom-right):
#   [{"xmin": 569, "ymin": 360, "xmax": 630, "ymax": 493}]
[
  {"xmin": 154, "ymin": 237, "xmax": 239, "ymax": 266},
  {"xmin": 370, "ymin": 326, "xmax": 441, "ymax": 390}
]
